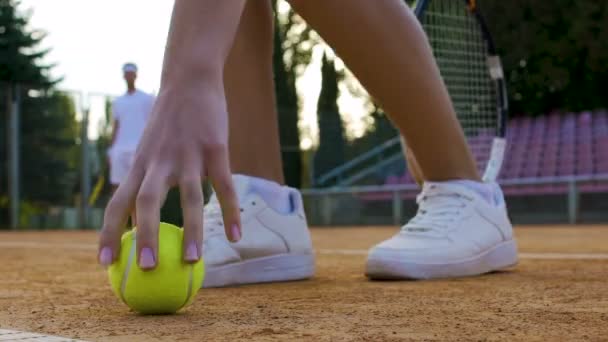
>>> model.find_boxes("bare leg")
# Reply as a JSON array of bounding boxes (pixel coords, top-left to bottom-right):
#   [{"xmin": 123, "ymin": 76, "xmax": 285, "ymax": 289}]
[
  {"xmin": 289, "ymin": 0, "xmax": 479, "ymax": 182},
  {"xmin": 224, "ymin": 0, "xmax": 284, "ymax": 184},
  {"xmin": 196, "ymin": 1, "xmax": 313, "ymax": 289}
]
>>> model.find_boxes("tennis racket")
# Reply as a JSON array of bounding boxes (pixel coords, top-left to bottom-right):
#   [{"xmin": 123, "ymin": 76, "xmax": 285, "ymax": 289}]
[
  {"xmin": 412, "ymin": 0, "xmax": 508, "ymax": 182},
  {"xmin": 88, "ymin": 166, "xmax": 106, "ymax": 206}
]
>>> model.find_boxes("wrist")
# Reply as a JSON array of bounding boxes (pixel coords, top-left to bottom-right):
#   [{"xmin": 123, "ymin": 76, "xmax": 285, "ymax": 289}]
[
  {"xmin": 161, "ymin": 59, "xmax": 223, "ymax": 90},
  {"xmin": 159, "ymin": 73, "xmax": 225, "ymax": 101}
]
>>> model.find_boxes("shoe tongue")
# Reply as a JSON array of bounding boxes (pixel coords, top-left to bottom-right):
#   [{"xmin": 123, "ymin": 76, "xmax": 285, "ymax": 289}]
[{"xmin": 210, "ymin": 174, "xmax": 252, "ymax": 203}]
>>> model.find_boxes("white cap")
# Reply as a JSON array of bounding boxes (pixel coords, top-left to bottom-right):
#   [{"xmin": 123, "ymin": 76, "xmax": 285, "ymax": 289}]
[{"xmin": 122, "ymin": 63, "xmax": 138, "ymax": 73}]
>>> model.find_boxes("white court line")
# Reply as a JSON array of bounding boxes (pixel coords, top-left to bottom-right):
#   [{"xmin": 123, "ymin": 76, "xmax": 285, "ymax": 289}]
[
  {"xmin": 0, "ymin": 241, "xmax": 96, "ymax": 250},
  {"xmin": 318, "ymin": 249, "xmax": 608, "ymax": 260},
  {"xmin": 1, "ymin": 241, "xmax": 608, "ymax": 260},
  {"xmin": 0, "ymin": 329, "xmax": 86, "ymax": 341},
  {"xmin": 519, "ymin": 252, "xmax": 608, "ymax": 260}
]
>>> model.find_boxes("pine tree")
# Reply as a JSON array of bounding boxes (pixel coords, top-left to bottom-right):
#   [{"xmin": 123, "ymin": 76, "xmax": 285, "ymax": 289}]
[
  {"xmin": 272, "ymin": 2, "xmax": 316, "ymax": 188},
  {"xmin": 20, "ymin": 92, "xmax": 79, "ymax": 206},
  {"xmin": 273, "ymin": 10, "xmax": 301, "ymax": 188},
  {"xmin": 483, "ymin": 0, "xmax": 608, "ymax": 114},
  {"xmin": 0, "ymin": 0, "xmax": 78, "ymax": 225},
  {"xmin": 314, "ymin": 53, "xmax": 346, "ymax": 181},
  {"xmin": 0, "ymin": 0, "xmax": 53, "ymax": 85}
]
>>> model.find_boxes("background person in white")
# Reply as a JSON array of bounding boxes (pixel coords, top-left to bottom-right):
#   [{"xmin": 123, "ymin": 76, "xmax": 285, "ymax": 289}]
[{"xmin": 108, "ymin": 63, "xmax": 155, "ymax": 191}]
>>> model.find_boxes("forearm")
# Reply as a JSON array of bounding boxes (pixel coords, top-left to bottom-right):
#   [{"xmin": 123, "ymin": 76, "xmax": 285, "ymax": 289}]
[{"xmin": 160, "ymin": 0, "xmax": 246, "ymax": 88}]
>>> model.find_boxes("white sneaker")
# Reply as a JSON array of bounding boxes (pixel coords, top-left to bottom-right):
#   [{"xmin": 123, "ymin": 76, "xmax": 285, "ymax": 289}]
[
  {"xmin": 366, "ymin": 182, "xmax": 518, "ymax": 280},
  {"xmin": 202, "ymin": 175, "xmax": 315, "ymax": 288}
]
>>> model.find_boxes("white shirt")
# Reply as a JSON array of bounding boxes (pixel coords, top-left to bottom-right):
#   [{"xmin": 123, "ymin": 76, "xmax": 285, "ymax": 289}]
[{"xmin": 112, "ymin": 90, "xmax": 155, "ymax": 151}]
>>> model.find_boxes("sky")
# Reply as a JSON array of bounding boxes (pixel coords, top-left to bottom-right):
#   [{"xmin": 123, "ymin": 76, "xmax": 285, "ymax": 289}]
[
  {"xmin": 20, "ymin": 0, "xmax": 369, "ymax": 144},
  {"xmin": 22, "ymin": 0, "xmax": 172, "ymax": 95}
]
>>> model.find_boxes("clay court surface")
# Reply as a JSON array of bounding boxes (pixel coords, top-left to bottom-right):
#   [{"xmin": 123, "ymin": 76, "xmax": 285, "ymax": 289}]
[{"xmin": 1, "ymin": 226, "xmax": 607, "ymax": 341}]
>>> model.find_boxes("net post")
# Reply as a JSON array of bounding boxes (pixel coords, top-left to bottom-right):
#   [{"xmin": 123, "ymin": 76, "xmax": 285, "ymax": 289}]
[
  {"xmin": 567, "ymin": 179, "xmax": 579, "ymax": 224},
  {"xmin": 321, "ymin": 193, "xmax": 332, "ymax": 226},
  {"xmin": 392, "ymin": 190, "xmax": 402, "ymax": 226},
  {"xmin": 8, "ymin": 84, "xmax": 21, "ymax": 229},
  {"xmin": 80, "ymin": 100, "xmax": 91, "ymax": 228}
]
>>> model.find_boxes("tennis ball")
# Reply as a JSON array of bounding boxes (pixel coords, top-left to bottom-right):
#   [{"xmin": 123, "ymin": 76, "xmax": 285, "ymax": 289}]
[{"xmin": 108, "ymin": 222, "xmax": 205, "ymax": 314}]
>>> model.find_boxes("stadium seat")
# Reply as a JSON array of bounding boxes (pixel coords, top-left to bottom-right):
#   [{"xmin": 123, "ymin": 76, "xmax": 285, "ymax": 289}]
[{"xmin": 370, "ymin": 111, "xmax": 608, "ymax": 202}]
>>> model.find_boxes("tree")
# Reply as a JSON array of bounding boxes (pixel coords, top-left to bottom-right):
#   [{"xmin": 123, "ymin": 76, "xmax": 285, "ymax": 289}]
[
  {"xmin": 273, "ymin": 1, "xmax": 317, "ymax": 188},
  {"xmin": 273, "ymin": 10, "xmax": 300, "ymax": 188},
  {"xmin": 0, "ymin": 0, "xmax": 53, "ymax": 85},
  {"xmin": 313, "ymin": 53, "xmax": 346, "ymax": 180},
  {"xmin": 0, "ymin": 0, "xmax": 78, "ymax": 225},
  {"xmin": 346, "ymin": 107, "xmax": 397, "ymax": 162},
  {"xmin": 20, "ymin": 91, "xmax": 79, "ymax": 206},
  {"xmin": 483, "ymin": 1, "xmax": 608, "ymax": 115}
]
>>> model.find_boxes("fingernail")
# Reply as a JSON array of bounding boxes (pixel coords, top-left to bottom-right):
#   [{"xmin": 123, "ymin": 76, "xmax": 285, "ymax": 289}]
[
  {"xmin": 139, "ymin": 247, "xmax": 156, "ymax": 269},
  {"xmin": 231, "ymin": 224, "xmax": 241, "ymax": 242},
  {"xmin": 99, "ymin": 247, "xmax": 113, "ymax": 266},
  {"xmin": 185, "ymin": 242, "xmax": 199, "ymax": 262}
]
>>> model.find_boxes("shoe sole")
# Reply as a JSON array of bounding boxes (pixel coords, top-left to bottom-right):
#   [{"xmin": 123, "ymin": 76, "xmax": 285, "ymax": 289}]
[
  {"xmin": 365, "ymin": 239, "xmax": 518, "ymax": 280},
  {"xmin": 203, "ymin": 253, "xmax": 315, "ymax": 288}
]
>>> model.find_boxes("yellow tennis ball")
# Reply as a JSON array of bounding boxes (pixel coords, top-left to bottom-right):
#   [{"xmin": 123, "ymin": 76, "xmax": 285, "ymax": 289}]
[{"xmin": 108, "ymin": 222, "xmax": 205, "ymax": 314}]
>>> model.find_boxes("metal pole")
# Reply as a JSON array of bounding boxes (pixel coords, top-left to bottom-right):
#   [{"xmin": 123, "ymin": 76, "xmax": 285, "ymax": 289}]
[
  {"xmin": 80, "ymin": 105, "xmax": 91, "ymax": 228},
  {"xmin": 8, "ymin": 84, "xmax": 20, "ymax": 229},
  {"xmin": 322, "ymin": 194, "xmax": 332, "ymax": 226},
  {"xmin": 567, "ymin": 180, "xmax": 579, "ymax": 224},
  {"xmin": 309, "ymin": 149, "xmax": 315, "ymax": 187},
  {"xmin": 392, "ymin": 190, "xmax": 402, "ymax": 226}
]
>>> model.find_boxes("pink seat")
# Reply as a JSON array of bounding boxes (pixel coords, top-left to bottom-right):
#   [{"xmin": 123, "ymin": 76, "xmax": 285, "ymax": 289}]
[
  {"xmin": 366, "ymin": 111, "xmax": 608, "ymax": 203},
  {"xmin": 385, "ymin": 175, "xmax": 399, "ymax": 185}
]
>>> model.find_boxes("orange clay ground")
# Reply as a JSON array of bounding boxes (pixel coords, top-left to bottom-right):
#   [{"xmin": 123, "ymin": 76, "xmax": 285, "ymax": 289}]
[{"xmin": 1, "ymin": 225, "xmax": 607, "ymax": 341}]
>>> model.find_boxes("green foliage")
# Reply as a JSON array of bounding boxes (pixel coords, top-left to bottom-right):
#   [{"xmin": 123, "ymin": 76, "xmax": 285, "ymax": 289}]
[
  {"xmin": 346, "ymin": 108, "xmax": 397, "ymax": 162},
  {"xmin": 314, "ymin": 53, "xmax": 346, "ymax": 179},
  {"xmin": 273, "ymin": 2, "xmax": 317, "ymax": 188},
  {"xmin": 273, "ymin": 10, "xmax": 300, "ymax": 188},
  {"xmin": 0, "ymin": 1, "xmax": 78, "ymax": 226},
  {"xmin": 20, "ymin": 90, "xmax": 79, "ymax": 206},
  {"xmin": 483, "ymin": 1, "xmax": 608, "ymax": 114},
  {"xmin": 0, "ymin": 0, "xmax": 54, "ymax": 85}
]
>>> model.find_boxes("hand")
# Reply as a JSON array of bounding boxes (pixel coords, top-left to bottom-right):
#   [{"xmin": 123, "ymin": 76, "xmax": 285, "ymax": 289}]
[{"xmin": 98, "ymin": 82, "xmax": 241, "ymax": 270}]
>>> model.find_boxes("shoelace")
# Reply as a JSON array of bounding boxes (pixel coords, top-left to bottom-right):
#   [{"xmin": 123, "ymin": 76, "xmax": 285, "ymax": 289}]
[{"xmin": 402, "ymin": 187, "xmax": 473, "ymax": 235}]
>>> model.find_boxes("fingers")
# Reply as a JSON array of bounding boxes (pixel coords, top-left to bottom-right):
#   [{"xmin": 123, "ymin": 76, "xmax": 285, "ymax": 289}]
[
  {"xmin": 98, "ymin": 164, "xmax": 144, "ymax": 267},
  {"xmin": 207, "ymin": 146, "xmax": 241, "ymax": 242},
  {"xmin": 179, "ymin": 172, "xmax": 204, "ymax": 263},
  {"xmin": 100, "ymin": 141, "xmax": 234, "ymax": 271},
  {"xmin": 135, "ymin": 165, "xmax": 171, "ymax": 270}
]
